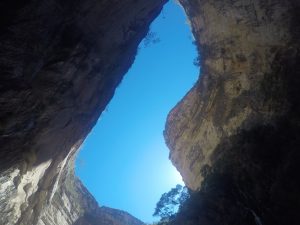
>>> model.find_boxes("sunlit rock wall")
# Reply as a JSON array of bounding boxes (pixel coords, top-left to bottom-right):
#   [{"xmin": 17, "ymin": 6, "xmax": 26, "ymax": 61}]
[
  {"xmin": 39, "ymin": 164, "xmax": 144, "ymax": 225},
  {"xmin": 167, "ymin": 0, "xmax": 299, "ymax": 190},
  {"xmin": 0, "ymin": 0, "xmax": 165, "ymax": 224},
  {"xmin": 165, "ymin": 0, "xmax": 300, "ymax": 224}
]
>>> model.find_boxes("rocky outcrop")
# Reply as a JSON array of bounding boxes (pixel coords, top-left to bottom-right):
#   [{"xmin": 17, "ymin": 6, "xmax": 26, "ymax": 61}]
[
  {"xmin": 166, "ymin": 0, "xmax": 300, "ymax": 189},
  {"xmin": 165, "ymin": 0, "xmax": 300, "ymax": 224},
  {"xmin": 38, "ymin": 165, "xmax": 144, "ymax": 225},
  {"xmin": 0, "ymin": 0, "xmax": 165, "ymax": 224}
]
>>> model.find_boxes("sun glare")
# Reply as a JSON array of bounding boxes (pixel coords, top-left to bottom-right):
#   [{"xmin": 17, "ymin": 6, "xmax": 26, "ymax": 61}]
[
  {"xmin": 76, "ymin": 1, "xmax": 197, "ymax": 222},
  {"xmin": 171, "ymin": 168, "xmax": 184, "ymax": 185}
]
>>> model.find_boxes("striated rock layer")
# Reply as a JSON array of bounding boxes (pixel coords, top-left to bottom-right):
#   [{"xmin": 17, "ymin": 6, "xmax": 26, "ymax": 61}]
[
  {"xmin": 165, "ymin": 0, "xmax": 300, "ymax": 224},
  {"xmin": 39, "ymin": 162, "xmax": 144, "ymax": 225},
  {"xmin": 0, "ymin": 0, "xmax": 166, "ymax": 224}
]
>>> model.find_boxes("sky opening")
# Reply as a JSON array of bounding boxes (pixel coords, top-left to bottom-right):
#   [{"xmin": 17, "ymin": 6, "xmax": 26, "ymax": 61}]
[{"xmin": 75, "ymin": 1, "xmax": 199, "ymax": 223}]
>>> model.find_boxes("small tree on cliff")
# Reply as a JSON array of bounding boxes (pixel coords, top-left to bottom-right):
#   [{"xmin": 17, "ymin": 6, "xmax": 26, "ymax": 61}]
[{"xmin": 153, "ymin": 184, "xmax": 189, "ymax": 222}]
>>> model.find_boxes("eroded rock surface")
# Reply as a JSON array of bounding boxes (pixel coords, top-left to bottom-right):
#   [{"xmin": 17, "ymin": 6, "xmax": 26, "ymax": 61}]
[
  {"xmin": 0, "ymin": 0, "xmax": 165, "ymax": 224},
  {"xmin": 165, "ymin": 0, "xmax": 300, "ymax": 224}
]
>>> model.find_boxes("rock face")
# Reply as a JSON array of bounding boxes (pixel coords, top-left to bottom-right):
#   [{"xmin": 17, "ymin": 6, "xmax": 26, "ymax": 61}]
[
  {"xmin": 38, "ymin": 165, "xmax": 144, "ymax": 225},
  {"xmin": 165, "ymin": 0, "xmax": 300, "ymax": 224},
  {"xmin": 0, "ymin": 0, "xmax": 165, "ymax": 224},
  {"xmin": 166, "ymin": 0, "xmax": 300, "ymax": 190},
  {"xmin": 0, "ymin": 0, "xmax": 300, "ymax": 225}
]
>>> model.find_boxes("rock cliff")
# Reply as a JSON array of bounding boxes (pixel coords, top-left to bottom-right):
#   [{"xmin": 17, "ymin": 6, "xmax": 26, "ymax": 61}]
[
  {"xmin": 165, "ymin": 0, "xmax": 300, "ymax": 224},
  {"xmin": 38, "ymin": 162, "xmax": 144, "ymax": 225},
  {"xmin": 0, "ymin": 0, "xmax": 165, "ymax": 224},
  {"xmin": 0, "ymin": 0, "xmax": 300, "ymax": 224}
]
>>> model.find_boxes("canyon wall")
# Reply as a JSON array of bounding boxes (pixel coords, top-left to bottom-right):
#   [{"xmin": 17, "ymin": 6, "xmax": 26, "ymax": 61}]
[
  {"xmin": 0, "ymin": 0, "xmax": 300, "ymax": 224},
  {"xmin": 0, "ymin": 0, "xmax": 165, "ymax": 224},
  {"xmin": 165, "ymin": 0, "xmax": 300, "ymax": 224}
]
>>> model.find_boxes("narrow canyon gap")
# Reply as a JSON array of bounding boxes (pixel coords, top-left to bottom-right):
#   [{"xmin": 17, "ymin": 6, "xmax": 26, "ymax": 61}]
[
  {"xmin": 0, "ymin": 0, "xmax": 299, "ymax": 225},
  {"xmin": 75, "ymin": 1, "xmax": 198, "ymax": 223}
]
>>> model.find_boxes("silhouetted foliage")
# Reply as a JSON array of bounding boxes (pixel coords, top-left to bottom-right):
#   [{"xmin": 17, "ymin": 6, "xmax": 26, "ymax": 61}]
[
  {"xmin": 192, "ymin": 40, "xmax": 201, "ymax": 67},
  {"xmin": 153, "ymin": 184, "xmax": 189, "ymax": 222},
  {"xmin": 143, "ymin": 31, "xmax": 160, "ymax": 47},
  {"xmin": 193, "ymin": 55, "xmax": 201, "ymax": 67}
]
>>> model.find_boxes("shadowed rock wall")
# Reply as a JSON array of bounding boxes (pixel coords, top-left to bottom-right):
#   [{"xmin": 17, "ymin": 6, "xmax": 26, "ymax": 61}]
[{"xmin": 0, "ymin": 0, "xmax": 166, "ymax": 224}]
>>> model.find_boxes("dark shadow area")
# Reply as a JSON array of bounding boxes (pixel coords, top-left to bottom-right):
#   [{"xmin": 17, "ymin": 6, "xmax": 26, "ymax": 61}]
[{"xmin": 157, "ymin": 45, "xmax": 300, "ymax": 225}]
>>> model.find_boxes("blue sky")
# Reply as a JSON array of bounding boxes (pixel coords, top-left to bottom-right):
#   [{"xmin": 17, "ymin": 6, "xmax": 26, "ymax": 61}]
[{"xmin": 75, "ymin": 1, "xmax": 198, "ymax": 223}]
